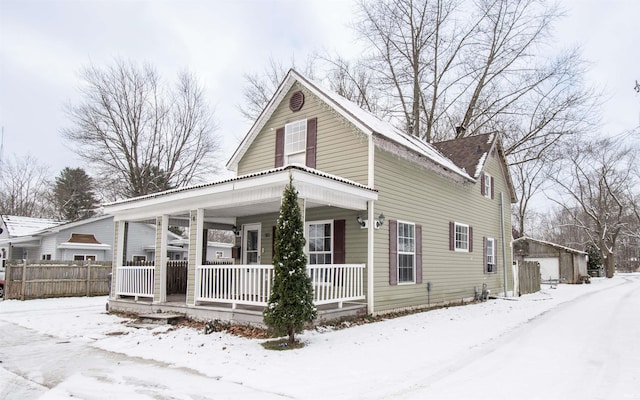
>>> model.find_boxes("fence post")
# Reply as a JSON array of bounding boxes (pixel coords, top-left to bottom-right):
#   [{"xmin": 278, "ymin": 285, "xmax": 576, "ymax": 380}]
[
  {"xmin": 86, "ymin": 262, "xmax": 91, "ymax": 297},
  {"xmin": 21, "ymin": 259, "xmax": 27, "ymax": 301},
  {"xmin": 5, "ymin": 261, "xmax": 10, "ymax": 300}
]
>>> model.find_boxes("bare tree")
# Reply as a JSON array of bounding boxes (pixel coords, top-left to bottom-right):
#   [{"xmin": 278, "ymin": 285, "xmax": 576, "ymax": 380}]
[
  {"xmin": 323, "ymin": 54, "xmax": 384, "ymax": 114},
  {"xmin": 63, "ymin": 59, "xmax": 221, "ymax": 199},
  {"xmin": 511, "ymin": 153, "xmax": 547, "ymax": 238},
  {"xmin": 548, "ymin": 137, "xmax": 637, "ymax": 278},
  {"xmin": 353, "ymin": 0, "xmax": 599, "ymax": 158},
  {"xmin": 0, "ymin": 154, "xmax": 53, "ymax": 217},
  {"xmin": 238, "ymin": 55, "xmax": 317, "ymax": 122}
]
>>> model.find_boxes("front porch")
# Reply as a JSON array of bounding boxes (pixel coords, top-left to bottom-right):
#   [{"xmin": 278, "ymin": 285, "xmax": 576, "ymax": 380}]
[
  {"xmin": 104, "ymin": 166, "xmax": 379, "ymax": 324},
  {"xmin": 111, "ymin": 261, "xmax": 367, "ymax": 324},
  {"xmin": 110, "ymin": 261, "xmax": 366, "ymax": 324}
]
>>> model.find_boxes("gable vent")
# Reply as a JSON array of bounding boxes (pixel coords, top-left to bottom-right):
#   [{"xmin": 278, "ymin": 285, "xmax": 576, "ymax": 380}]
[{"xmin": 289, "ymin": 90, "xmax": 305, "ymax": 112}]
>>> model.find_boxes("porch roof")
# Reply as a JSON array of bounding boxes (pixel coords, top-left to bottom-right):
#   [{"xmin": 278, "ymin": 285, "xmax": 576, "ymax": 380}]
[{"xmin": 104, "ymin": 165, "xmax": 378, "ymax": 222}]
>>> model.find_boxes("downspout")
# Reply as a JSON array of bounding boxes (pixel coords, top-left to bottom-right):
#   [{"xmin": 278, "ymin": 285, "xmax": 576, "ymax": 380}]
[
  {"xmin": 367, "ymin": 133, "xmax": 375, "ymax": 314},
  {"xmin": 500, "ymin": 192, "xmax": 508, "ymax": 297},
  {"xmin": 367, "ymin": 200, "xmax": 375, "ymax": 314}
]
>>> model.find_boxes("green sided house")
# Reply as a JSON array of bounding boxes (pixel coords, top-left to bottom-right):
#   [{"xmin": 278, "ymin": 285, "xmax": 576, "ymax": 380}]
[{"xmin": 104, "ymin": 69, "xmax": 517, "ymax": 323}]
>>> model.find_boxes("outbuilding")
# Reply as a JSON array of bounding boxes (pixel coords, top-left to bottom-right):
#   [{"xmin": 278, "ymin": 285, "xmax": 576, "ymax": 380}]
[{"xmin": 513, "ymin": 237, "xmax": 588, "ymax": 284}]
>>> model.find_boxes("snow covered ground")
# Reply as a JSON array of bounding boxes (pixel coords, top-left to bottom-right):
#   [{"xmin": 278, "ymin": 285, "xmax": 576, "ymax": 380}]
[{"xmin": 0, "ymin": 274, "xmax": 639, "ymax": 400}]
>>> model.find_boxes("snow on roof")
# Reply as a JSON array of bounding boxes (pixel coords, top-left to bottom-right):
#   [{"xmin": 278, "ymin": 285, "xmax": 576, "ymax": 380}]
[
  {"xmin": 294, "ymin": 72, "xmax": 471, "ymax": 180},
  {"xmin": 226, "ymin": 69, "xmax": 471, "ymax": 180},
  {"xmin": 1, "ymin": 215, "xmax": 63, "ymax": 237},
  {"xmin": 104, "ymin": 164, "xmax": 377, "ymax": 207},
  {"xmin": 513, "ymin": 236, "xmax": 587, "ymax": 255}
]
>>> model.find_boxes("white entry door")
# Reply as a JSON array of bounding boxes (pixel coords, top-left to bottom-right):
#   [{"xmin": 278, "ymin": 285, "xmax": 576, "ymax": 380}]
[{"xmin": 242, "ymin": 223, "xmax": 261, "ymax": 265}]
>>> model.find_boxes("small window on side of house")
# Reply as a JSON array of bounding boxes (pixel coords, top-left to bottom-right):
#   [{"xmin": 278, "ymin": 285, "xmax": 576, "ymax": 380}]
[
  {"xmin": 215, "ymin": 251, "xmax": 224, "ymax": 259},
  {"xmin": 486, "ymin": 237, "xmax": 496, "ymax": 273},
  {"xmin": 42, "ymin": 254, "xmax": 51, "ymax": 260},
  {"xmin": 455, "ymin": 223, "xmax": 469, "ymax": 252},
  {"xmin": 398, "ymin": 222, "xmax": 415, "ymax": 284},
  {"xmin": 484, "ymin": 173, "xmax": 491, "ymax": 198}
]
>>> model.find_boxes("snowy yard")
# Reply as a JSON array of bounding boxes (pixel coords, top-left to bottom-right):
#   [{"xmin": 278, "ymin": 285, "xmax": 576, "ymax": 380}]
[{"xmin": 1, "ymin": 274, "xmax": 639, "ymax": 400}]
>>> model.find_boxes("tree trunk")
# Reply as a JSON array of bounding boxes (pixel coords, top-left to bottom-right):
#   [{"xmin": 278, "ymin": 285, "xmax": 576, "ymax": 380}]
[
  {"xmin": 604, "ymin": 252, "xmax": 615, "ymax": 278},
  {"xmin": 288, "ymin": 327, "xmax": 296, "ymax": 345}
]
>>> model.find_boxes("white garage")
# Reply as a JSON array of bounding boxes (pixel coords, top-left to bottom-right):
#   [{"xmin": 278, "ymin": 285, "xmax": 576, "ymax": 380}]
[{"xmin": 525, "ymin": 257, "xmax": 560, "ymax": 281}]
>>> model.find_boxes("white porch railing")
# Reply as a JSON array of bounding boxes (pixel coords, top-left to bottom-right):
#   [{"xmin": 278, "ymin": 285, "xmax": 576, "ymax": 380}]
[
  {"xmin": 307, "ymin": 264, "xmax": 365, "ymax": 306},
  {"xmin": 196, "ymin": 263, "xmax": 366, "ymax": 308},
  {"xmin": 116, "ymin": 263, "xmax": 366, "ymax": 308},
  {"xmin": 196, "ymin": 264, "xmax": 274, "ymax": 308},
  {"xmin": 116, "ymin": 265, "xmax": 155, "ymax": 298}
]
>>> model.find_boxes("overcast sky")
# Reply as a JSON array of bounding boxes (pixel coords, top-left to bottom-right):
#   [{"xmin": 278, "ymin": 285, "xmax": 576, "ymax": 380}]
[{"xmin": 1, "ymin": 0, "xmax": 639, "ymax": 179}]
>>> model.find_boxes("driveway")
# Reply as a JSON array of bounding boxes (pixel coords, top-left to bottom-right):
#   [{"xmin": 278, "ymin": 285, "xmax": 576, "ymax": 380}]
[{"xmin": 0, "ymin": 321, "xmax": 286, "ymax": 400}]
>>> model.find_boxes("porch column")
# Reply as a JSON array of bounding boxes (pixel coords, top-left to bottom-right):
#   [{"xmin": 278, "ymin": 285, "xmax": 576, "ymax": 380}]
[
  {"xmin": 367, "ymin": 200, "xmax": 375, "ymax": 314},
  {"xmin": 111, "ymin": 220, "xmax": 126, "ymax": 299},
  {"xmin": 154, "ymin": 215, "xmax": 169, "ymax": 303},
  {"xmin": 186, "ymin": 209, "xmax": 204, "ymax": 306}
]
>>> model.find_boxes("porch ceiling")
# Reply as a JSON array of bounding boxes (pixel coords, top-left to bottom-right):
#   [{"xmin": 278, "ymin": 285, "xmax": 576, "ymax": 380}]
[{"xmin": 104, "ymin": 166, "xmax": 378, "ymax": 222}]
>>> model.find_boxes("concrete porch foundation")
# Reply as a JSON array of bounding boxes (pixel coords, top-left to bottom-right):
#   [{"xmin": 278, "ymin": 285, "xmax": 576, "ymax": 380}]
[{"xmin": 108, "ymin": 295, "xmax": 367, "ymax": 326}]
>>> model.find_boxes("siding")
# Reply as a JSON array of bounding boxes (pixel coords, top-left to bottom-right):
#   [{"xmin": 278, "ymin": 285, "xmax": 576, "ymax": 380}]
[
  {"xmin": 40, "ymin": 236, "xmax": 58, "ymax": 259},
  {"xmin": 237, "ymin": 83, "xmax": 369, "ymax": 185},
  {"xmin": 373, "ymin": 146, "xmax": 514, "ymax": 313},
  {"xmin": 127, "ymin": 222, "xmax": 157, "ymax": 261},
  {"xmin": 54, "ymin": 218, "xmax": 115, "ymax": 261}
]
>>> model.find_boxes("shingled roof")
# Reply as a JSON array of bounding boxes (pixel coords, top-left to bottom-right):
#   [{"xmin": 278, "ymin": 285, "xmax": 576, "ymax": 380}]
[{"xmin": 432, "ymin": 133, "xmax": 496, "ymax": 179}]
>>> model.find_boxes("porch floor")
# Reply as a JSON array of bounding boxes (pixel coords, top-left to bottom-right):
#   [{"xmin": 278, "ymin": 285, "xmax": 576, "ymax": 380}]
[{"xmin": 109, "ymin": 294, "xmax": 367, "ymax": 325}]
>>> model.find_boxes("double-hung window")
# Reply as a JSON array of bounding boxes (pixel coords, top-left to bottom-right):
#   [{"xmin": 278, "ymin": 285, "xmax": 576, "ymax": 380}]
[
  {"xmin": 455, "ymin": 223, "xmax": 469, "ymax": 252},
  {"xmin": 308, "ymin": 221, "xmax": 332, "ymax": 265},
  {"xmin": 486, "ymin": 237, "xmax": 496, "ymax": 273},
  {"xmin": 285, "ymin": 119, "xmax": 307, "ymax": 165},
  {"xmin": 398, "ymin": 222, "xmax": 415, "ymax": 283},
  {"xmin": 483, "ymin": 173, "xmax": 492, "ymax": 198}
]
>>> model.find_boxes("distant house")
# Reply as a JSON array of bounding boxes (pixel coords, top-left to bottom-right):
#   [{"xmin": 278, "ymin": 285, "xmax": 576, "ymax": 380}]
[
  {"xmin": 0, "ymin": 215, "xmax": 199, "ymax": 263},
  {"xmin": 513, "ymin": 237, "xmax": 588, "ymax": 283},
  {"xmin": 104, "ymin": 69, "xmax": 517, "ymax": 323}
]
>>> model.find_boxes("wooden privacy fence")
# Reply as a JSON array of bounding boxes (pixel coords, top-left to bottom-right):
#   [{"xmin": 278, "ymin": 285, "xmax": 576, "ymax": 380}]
[
  {"xmin": 518, "ymin": 260, "xmax": 541, "ymax": 296},
  {"xmin": 5, "ymin": 260, "xmax": 112, "ymax": 300},
  {"xmin": 167, "ymin": 260, "xmax": 188, "ymax": 295}
]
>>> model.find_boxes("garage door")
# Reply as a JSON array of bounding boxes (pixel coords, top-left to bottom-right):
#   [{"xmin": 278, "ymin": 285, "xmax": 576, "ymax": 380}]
[{"xmin": 526, "ymin": 257, "xmax": 559, "ymax": 281}]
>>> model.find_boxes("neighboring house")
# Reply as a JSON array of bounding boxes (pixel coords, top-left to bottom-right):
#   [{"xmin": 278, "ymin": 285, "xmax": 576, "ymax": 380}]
[
  {"xmin": 513, "ymin": 236, "xmax": 588, "ymax": 284},
  {"xmin": 104, "ymin": 69, "xmax": 516, "ymax": 323},
  {"xmin": 0, "ymin": 215, "xmax": 188, "ymax": 263},
  {"xmin": 168, "ymin": 238, "xmax": 234, "ymax": 261}
]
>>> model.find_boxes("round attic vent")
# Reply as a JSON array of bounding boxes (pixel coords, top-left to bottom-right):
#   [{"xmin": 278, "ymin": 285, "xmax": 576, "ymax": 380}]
[{"xmin": 289, "ymin": 90, "xmax": 305, "ymax": 112}]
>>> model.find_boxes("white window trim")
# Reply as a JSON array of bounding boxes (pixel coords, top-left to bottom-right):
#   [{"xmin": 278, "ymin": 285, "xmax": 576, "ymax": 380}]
[
  {"xmin": 486, "ymin": 237, "xmax": 496, "ymax": 272},
  {"xmin": 305, "ymin": 219, "xmax": 333, "ymax": 264},
  {"xmin": 132, "ymin": 255, "xmax": 147, "ymax": 262},
  {"xmin": 285, "ymin": 119, "xmax": 307, "ymax": 163},
  {"xmin": 397, "ymin": 220, "xmax": 416, "ymax": 285},
  {"xmin": 483, "ymin": 173, "xmax": 492, "ymax": 198},
  {"xmin": 73, "ymin": 254, "xmax": 97, "ymax": 261},
  {"xmin": 454, "ymin": 222, "xmax": 469, "ymax": 252}
]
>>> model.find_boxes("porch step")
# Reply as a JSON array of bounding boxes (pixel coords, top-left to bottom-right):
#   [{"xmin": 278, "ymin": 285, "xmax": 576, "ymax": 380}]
[{"xmin": 137, "ymin": 313, "xmax": 185, "ymax": 325}]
